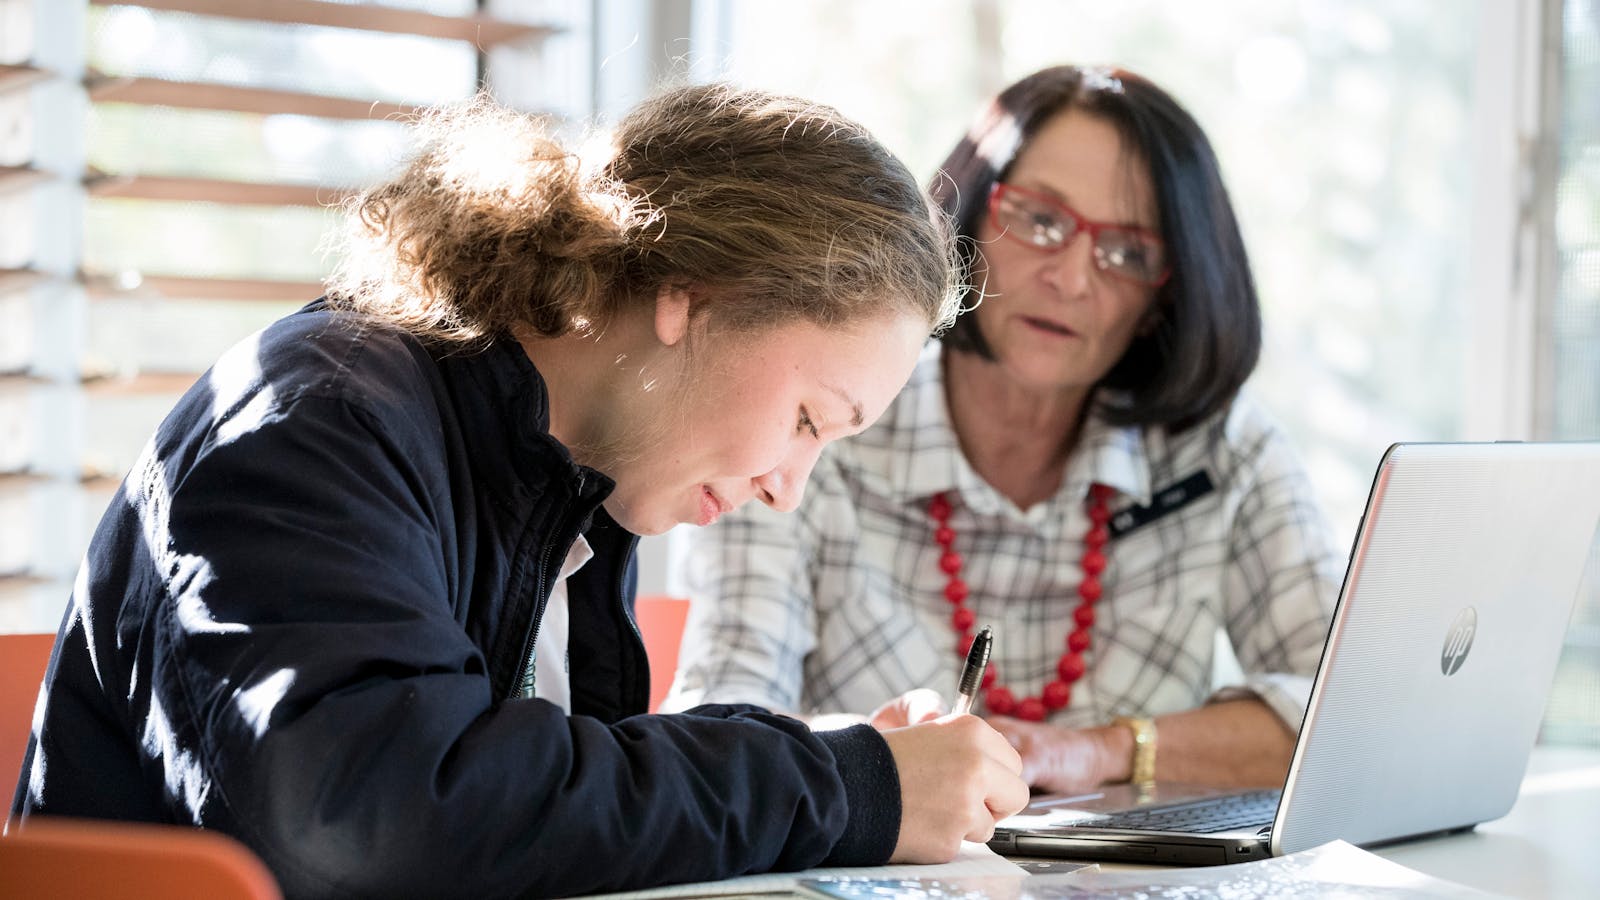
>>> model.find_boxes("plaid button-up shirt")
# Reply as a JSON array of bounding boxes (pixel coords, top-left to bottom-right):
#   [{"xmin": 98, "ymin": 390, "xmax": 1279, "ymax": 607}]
[{"xmin": 665, "ymin": 344, "xmax": 1343, "ymax": 729}]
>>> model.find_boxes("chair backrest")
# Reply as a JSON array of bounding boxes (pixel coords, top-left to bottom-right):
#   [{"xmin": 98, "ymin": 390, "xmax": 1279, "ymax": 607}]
[
  {"xmin": 0, "ymin": 632, "xmax": 54, "ymax": 791},
  {"xmin": 0, "ymin": 817, "xmax": 283, "ymax": 899},
  {"xmin": 633, "ymin": 595, "xmax": 690, "ymax": 713}
]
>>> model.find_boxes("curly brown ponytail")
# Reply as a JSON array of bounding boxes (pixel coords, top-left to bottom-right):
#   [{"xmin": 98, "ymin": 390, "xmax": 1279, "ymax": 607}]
[{"xmin": 328, "ymin": 85, "xmax": 959, "ymax": 343}]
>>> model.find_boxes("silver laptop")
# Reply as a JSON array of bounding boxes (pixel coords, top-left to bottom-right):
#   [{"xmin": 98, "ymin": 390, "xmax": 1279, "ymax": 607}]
[{"xmin": 989, "ymin": 441, "xmax": 1600, "ymax": 866}]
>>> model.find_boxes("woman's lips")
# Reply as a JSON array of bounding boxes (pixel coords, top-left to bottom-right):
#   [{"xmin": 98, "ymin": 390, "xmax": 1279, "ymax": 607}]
[
  {"xmin": 1021, "ymin": 315, "xmax": 1077, "ymax": 338},
  {"xmin": 698, "ymin": 486, "xmax": 731, "ymax": 526}
]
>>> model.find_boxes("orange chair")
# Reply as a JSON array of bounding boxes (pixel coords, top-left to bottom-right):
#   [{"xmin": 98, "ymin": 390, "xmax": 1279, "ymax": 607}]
[
  {"xmin": 1, "ymin": 632, "xmax": 54, "ymax": 791},
  {"xmin": 634, "ymin": 595, "xmax": 690, "ymax": 713},
  {"xmin": 0, "ymin": 817, "xmax": 282, "ymax": 899}
]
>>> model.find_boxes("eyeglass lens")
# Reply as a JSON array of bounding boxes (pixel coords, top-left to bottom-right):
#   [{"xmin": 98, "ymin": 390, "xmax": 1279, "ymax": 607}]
[{"xmin": 993, "ymin": 188, "xmax": 1166, "ymax": 284}]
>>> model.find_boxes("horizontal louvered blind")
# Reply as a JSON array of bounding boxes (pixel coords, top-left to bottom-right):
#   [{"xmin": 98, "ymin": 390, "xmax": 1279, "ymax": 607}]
[{"xmin": 0, "ymin": 0, "xmax": 587, "ymax": 628}]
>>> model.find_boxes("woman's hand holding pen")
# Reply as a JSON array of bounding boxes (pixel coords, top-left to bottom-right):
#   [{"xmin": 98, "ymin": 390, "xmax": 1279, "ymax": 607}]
[{"xmin": 879, "ymin": 715, "xmax": 1029, "ymax": 863}]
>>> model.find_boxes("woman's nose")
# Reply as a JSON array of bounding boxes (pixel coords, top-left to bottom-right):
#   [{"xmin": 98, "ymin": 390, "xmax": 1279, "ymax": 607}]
[
  {"xmin": 753, "ymin": 441, "xmax": 822, "ymax": 513},
  {"xmin": 1040, "ymin": 229, "xmax": 1097, "ymax": 298},
  {"xmin": 753, "ymin": 470, "xmax": 801, "ymax": 512}
]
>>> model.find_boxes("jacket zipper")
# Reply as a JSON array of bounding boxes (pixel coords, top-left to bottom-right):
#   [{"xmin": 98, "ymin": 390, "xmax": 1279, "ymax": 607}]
[
  {"xmin": 509, "ymin": 499, "xmax": 584, "ymax": 703},
  {"xmin": 512, "ymin": 538, "xmax": 556, "ymax": 701},
  {"xmin": 506, "ymin": 498, "xmax": 643, "ymax": 711},
  {"xmin": 615, "ymin": 533, "xmax": 647, "ymax": 712}
]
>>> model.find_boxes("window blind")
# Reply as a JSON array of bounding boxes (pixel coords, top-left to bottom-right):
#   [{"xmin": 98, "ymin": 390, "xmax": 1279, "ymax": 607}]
[{"xmin": 0, "ymin": 0, "xmax": 591, "ymax": 630}]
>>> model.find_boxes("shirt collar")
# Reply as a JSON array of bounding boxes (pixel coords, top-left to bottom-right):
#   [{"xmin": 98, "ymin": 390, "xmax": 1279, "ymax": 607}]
[
  {"xmin": 881, "ymin": 343, "xmax": 1156, "ymax": 520},
  {"xmin": 890, "ymin": 342, "xmax": 969, "ymax": 500}
]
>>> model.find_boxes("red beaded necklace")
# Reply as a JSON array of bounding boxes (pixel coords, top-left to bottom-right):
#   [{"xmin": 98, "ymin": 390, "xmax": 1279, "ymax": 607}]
[{"xmin": 928, "ymin": 483, "xmax": 1114, "ymax": 721}]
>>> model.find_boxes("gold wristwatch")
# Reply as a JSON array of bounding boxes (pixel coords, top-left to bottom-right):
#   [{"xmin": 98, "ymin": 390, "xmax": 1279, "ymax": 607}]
[{"xmin": 1111, "ymin": 715, "xmax": 1158, "ymax": 785}]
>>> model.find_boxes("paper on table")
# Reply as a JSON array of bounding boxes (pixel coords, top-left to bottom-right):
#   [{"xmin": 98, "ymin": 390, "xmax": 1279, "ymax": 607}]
[
  {"xmin": 796, "ymin": 864, "xmax": 1089, "ymax": 900},
  {"xmin": 794, "ymin": 840, "xmax": 1504, "ymax": 900},
  {"xmin": 573, "ymin": 841, "xmax": 1027, "ymax": 900}
]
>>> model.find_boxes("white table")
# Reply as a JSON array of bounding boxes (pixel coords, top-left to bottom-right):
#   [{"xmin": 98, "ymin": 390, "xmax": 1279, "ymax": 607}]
[
  {"xmin": 1371, "ymin": 745, "xmax": 1600, "ymax": 898},
  {"xmin": 1067, "ymin": 745, "xmax": 1600, "ymax": 898}
]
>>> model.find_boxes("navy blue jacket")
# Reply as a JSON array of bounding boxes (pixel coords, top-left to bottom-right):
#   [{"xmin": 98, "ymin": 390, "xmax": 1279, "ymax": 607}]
[{"xmin": 11, "ymin": 302, "xmax": 900, "ymax": 898}]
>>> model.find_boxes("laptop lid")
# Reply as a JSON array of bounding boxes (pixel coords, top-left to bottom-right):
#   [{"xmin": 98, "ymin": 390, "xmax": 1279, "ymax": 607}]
[
  {"xmin": 1270, "ymin": 441, "xmax": 1600, "ymax": 854},
  {"xmin": 990, "ymin": 441, "xmax": 1600, "ymax": 865}
]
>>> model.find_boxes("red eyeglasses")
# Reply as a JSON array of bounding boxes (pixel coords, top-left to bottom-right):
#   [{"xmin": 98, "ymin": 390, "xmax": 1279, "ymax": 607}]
[{"xmin": 987, "ymin": 183, "xmax": 1171, "ymax": 287}]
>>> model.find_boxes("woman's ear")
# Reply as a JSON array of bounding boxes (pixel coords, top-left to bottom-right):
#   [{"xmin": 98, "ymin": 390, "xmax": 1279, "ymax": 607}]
[{"xmin": 654, "ymin": 284, "xmax": 693, "ymax": 347}]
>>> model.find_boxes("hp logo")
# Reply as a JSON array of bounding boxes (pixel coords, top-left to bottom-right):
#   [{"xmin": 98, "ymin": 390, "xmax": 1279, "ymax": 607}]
[{"xmin": 1441, "ymin": 607, "xmax": 1477, "ymax": 676}]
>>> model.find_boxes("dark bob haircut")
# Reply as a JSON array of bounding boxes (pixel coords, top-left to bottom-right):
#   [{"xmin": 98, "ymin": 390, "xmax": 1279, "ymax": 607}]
[{"xmin": 930, "ymin": 65, "xmax": 1262, "ymax": 433}]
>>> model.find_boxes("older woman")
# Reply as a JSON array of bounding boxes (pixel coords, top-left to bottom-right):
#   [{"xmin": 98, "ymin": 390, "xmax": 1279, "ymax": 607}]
[
  {"xmin": 11, "ymin": 86, "xmax": 1027, "ymax": 897},
  {"xmin": 667, "ymin": 67, "xmax": 1343, "ymax": 796}
]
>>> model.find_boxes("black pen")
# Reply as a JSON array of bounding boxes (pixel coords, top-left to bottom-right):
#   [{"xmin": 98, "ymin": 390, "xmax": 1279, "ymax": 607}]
[{"xmin": 952, "ymin": 626, "xmax": 993, "ymax": 716}]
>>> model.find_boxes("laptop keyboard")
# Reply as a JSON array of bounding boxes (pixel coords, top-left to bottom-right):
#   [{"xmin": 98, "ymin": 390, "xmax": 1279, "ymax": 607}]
[{"xmin": 1086, "ymin": 789, "xmax": 1280, "ymax": 834}]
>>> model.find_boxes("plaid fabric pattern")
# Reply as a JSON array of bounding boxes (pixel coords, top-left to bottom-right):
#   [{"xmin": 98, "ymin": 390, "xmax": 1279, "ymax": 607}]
[{"xmin": 664, "ymin": 344, "xmax": 1343, "ymax": 729}]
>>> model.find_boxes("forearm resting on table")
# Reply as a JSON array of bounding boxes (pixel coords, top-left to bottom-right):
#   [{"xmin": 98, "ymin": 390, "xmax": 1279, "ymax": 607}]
[{"xmin": 1093, "ymin": 698, "xmax": 1296, "ymax": 788}]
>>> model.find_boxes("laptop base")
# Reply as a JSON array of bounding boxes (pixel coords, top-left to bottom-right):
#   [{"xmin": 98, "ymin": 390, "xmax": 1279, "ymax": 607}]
[{"xmin": 990, "ymin": 830, "xmax": 1268, "ymax": 866}]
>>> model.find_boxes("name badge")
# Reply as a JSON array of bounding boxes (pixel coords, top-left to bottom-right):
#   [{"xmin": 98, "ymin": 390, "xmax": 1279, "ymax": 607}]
[{"xmin": 1105, "ymin": 471, "xmax": 1216, "ymax": 539}]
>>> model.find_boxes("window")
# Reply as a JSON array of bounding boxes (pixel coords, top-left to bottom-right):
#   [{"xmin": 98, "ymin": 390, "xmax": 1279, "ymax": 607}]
[
  {"xmin": 0, "ymin": 0, "xmax": 594, "ymax": 631},
  {"xmin": 1544, "ymin": 0, "xmax": 1599, "ymax": 745}
]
